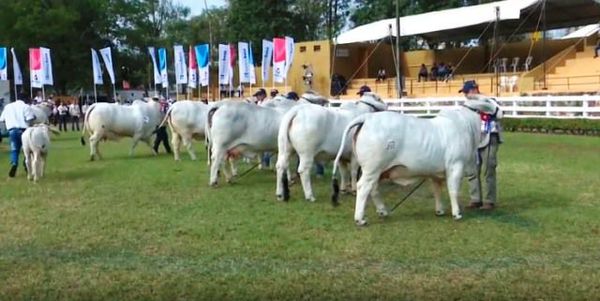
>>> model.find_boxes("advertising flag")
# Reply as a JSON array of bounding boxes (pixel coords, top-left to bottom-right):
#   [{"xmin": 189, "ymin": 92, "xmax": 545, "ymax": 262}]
[
  {"xmin": 188, "ymin": 45, "xmax": 197, "ymax": 89},
  {"xmin": 91, "ymin": 49, "xmax": 103, "ymax": 85},
  {"xmin": 248, "ymin": 43, "xmax": 256, "ymax": 85},
  {"xmin": 173, "ymin": 45, "xmax": 187, "ymax": 84},
  {"xmin": 273, "ymin": 38, "xmax": 286, "ymax": 83},
  {"xmin": 29, "ymin": 48, "xmax": 43, "ymax": 88},
  {"xmin": 284, "ymin": 36, "xmax": 295, "ymax": 76},
  {"xmin": 261, "ymin": 40, "xmax": 273, "ymax": 83},
  {"xmin": 10, "ymin": 48, "xmax": 22, "ymax": 85},
  {"xmin": 0, "ymin": 47, "xmax": 7, "ymax": 81},
  {"xmin": 229, "ymin": 44, "xmax": 236, "ymax": 86},
  {"xmin": 148, "ymin": 47, "xmax": 162, "ymax": 85},
  {"xmin": 158, "ymin": 48, "xmax": 168, "ymax": 85},
  {"xmin": 238, "ymin": 42, "xmax": 250, "ymax": 83},
  {"xmin": 40, "ymin": 47, "xmax": 53, "ymax": 85},
  {"xmin": 99, "ymin": 47, "xmax": 115, "ymax": 84},
  {"xmin": 218, "ymin": 44, "xmax": 230, "ymax": 85},
  {"xmin": 195, "ymin": 44, "xmax": 210, "ymax": 87}
]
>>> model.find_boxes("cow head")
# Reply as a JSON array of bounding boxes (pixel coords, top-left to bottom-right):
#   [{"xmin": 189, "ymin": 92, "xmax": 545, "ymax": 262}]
[
  {"xmin": 463, "ymin": 96, "xmax": 502, "ymax": 117},
  {"xmin": 358, "ymin": 92, "xmax": 387, "ymax": 112},
  {"xmin": 300, "ymin": 91, "xmax": 329, "ymax": 106}
]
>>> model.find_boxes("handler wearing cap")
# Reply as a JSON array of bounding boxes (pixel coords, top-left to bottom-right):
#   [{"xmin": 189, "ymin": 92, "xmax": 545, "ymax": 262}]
[
  {"xmin": 253, "ymin": 88, "xmax": 267, "ymax": 104},
  {"xmin": 460, "ymin": 80, "xmax": 503, "ymax": 211},
  {"xmin": 357, "ymin": 85, "xmax": 371, "ymax": 96}
]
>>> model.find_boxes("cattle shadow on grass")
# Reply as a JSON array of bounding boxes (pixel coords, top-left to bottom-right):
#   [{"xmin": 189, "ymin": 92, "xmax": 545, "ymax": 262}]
[{"xmin": 54, "ymin": 167, "xmax": 106, "ymax": 181}]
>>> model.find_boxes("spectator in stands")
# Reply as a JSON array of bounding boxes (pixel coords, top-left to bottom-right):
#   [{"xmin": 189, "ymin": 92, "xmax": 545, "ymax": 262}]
[
  {"xmin": 445, "ymin": 64, "xmax": 454, "ymax": 81},
  {"xmin": 437, "ymin": 62, "xmax": 447, "ymax": 81},
  {"xmin": 376, "ymin": 68, "xmax": 386, "ymax": 82},
  {"xmin": 357, "ymin": 85, "xmax": 371, "ymax": 97},
  {"xmin": 459, "ymin": 80, "xmax": 503, "ymax": 211},
  {"xmin": 418, "ymin": 64, "xmax": 428, "ymax": 82},
  {"xmin": 33, "ymin": 91, "xmax": 43, "ymax": 104},
  {"xmin": 430, "ymin": 63, "xmax": 439, "ymax": 81}
]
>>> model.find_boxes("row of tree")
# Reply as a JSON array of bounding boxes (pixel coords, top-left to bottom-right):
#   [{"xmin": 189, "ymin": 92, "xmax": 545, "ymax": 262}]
[{"xmin": 0, "ymin": 0, "xmax": 494, "ymax": 94}]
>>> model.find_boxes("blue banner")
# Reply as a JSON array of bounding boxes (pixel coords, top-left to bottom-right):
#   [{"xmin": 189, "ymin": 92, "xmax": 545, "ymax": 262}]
[{"xmin": 195, "ymin": 44, "xmax": 209, "ymax": 68}]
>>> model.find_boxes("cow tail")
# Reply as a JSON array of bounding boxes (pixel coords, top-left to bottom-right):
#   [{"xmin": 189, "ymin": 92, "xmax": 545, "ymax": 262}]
[
  {"xmin": 157, "ymin": 105, "xmax": 174, "ymax": 129},
  {"xmin": 277, "ymin": 107, "xmax": 299, "ymax": 202},
  {"xmin": 80, "ymin": 104, "xmax": 96, "ymax": 146},
  {"xmin": 331, "ymin": 115, "xmax": 366, "ymax": 206},
  {"xmin": 205, "ymin": 106, "xmax": 219, "ymax": 165}
]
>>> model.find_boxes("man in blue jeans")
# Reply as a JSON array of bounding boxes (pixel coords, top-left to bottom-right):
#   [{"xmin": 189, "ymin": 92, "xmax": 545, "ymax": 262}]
[{"xmin": 0, "ymin": 96, "xmax": 36, "ymax": 177}]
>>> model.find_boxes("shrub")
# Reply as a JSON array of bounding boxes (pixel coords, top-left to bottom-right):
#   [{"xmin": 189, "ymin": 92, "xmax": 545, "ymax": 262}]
[{"xmin": 502, "ymin": 118, "xmax": 600, "ymax": 136}]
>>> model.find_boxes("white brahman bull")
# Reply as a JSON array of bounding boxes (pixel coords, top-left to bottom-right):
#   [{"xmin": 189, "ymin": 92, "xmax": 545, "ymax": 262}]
[
  {"xmin": 22, "ymin": 124, "xmax": 60, "ymax": 182},
  {"xmin": 206, "ymin": 94, "xmax": 327, "ymax": 186},
  {"xmin": 158, "ymin": 100, "xmax": 211, "ymax": 161},
  {"xmin": 332, "ymin": 98, "xmax": 501, "ymax": 225},
  {"xmin": 81, "ymin": 99, "xmax": 161, "ymax": 160},
  {"xmin": 276, "ymin": 92, "xmax": 387, "ymax": 202}
]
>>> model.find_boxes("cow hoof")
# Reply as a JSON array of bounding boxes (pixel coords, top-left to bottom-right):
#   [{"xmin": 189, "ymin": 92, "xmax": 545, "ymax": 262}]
[
  {"xmin": 27, "ymin": 176, "xmax": 33, "ymax": 181},
  {"xmin": 453, "ymin": 214, "xmax": 463, "ymax": 221},
  {"xmin": 377, "ymin": 209, "xmax": 389, "ymax": 218},
  {"xmin": 276, "ymin": 194, "xmax": 283, "ymax": 201},
  {"xmin": 306, "ymin": 198, "xmax": 316, "ymax": 203},
  {"xmin": 209, "ymin": 182, "xmax": 218, "ymax": 187},
  {"xmin": 340, "ymin": 189, "xmax": 349, "ymax": 195},
  {"xmin": 89, "ymin": 156, "xmax": 95, "ymax": 161},
  {"xmin": 355, "ymin": 219, "xmax": 368, "ymax": 227},
  {"xmin": 435, "ymin": 210, "xmax": 445, "ymax": 216}
]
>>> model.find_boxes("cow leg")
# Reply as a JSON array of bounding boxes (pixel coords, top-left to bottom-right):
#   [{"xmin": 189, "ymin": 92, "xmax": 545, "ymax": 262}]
[
  {"xmin": 297, "ymin": 155, "xmax": 316, "ymax": 202},
  {"xmin": 370, "ymin": 182, "xmax": 389, "ymax": 217},
  {"xmin": 32, "ymin": 152, "xmax": 40, "ymax": 182},
  {"xmin": 39, "ymin": 153, "xmax": 47, "ymax": 178},
  {"xmin": 355, "ymin": 173, "xmax": 378, "ymax": 226},
  {"xmin": 183, "ymin": 136, "xmax": 197, "ymax": 161},
  {"xmin": 24, "ymin": 151, "xmax": 33, "ymax": 181},
  {"xmin": 209, "ymin": 147, "xmax": 225, "ymax": 186},
  {"xmin": 276, "ymin": 147, "xmax": 293, "ymax": 200},
  {"xmin": 339, "ymin": 163, "xmax": 349, "ymax": 194},
  {"xmin": 446, "ymin": 165, "xmax": 464, "ymax": 220},
  {"xmin": 89, "ymin": 132, "xmax": 102, "ymax": 161},
  {"xmin": 171, "ymin": 132, "xmax": 182, "ymax": 161},
  {"xmin": 350, "ymin": 157, "xmax": 359, "ymax": 194},
  {"xmin": 142, "ymin": 137, "xmax": 157, "ymax": 156},
  {"xmin": 432, "ymin": 179, "xmax": 445, "ymax": 216}
]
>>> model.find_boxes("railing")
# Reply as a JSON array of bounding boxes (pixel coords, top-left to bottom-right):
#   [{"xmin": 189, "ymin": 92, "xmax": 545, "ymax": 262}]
[
  {"xmin": 330, "ymin": 95, "xmax": 600, "ymax": 119},
  {"xmin": 536, "ymin": 74, "xmax": 600, "ymax": 91}
]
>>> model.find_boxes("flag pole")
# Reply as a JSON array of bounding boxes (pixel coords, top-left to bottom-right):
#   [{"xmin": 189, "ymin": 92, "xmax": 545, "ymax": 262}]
[
  {"xmin": 176, "ymin": 83, "xmax": 179, "ymax": 101},
  {"xmin": 112, "ymin": 83, "xmax": 117, "ymax": 103},
  {"xmin": 30, "ymin": 86, "xmax": 33, "ymax": 100},
  {"xmin": 42, "ymin": 85, "xmax": 46, "ymax": 101},
  {"xmin": 93, "ymin": 84, "xmax": 98, "ymax": 103},
  {"xmin": 13, "ymin": 82, "xmax": 18, "ymax": 101}
]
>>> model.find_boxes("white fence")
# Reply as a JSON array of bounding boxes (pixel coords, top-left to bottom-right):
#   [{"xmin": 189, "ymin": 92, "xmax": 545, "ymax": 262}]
[{"xmin": 331, "ymin": 96, "xmax": 600, "ymax": 119}]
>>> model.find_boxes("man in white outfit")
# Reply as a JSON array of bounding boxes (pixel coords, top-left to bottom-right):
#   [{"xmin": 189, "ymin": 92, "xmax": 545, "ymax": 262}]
[{"xmin": 0, "ymin": 96, "xmax": 36, "ymax": 177}]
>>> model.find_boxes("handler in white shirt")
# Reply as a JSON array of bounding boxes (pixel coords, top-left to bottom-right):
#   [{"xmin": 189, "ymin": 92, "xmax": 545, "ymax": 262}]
[{"xmin": 0, "ymin": 98, "xmax": 36, "ymax": 177}]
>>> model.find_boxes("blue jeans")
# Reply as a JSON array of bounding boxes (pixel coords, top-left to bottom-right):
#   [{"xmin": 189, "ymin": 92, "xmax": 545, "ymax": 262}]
[{"xmin": 9, "ymin": 128, "xmax": 25, "ymax": 166}]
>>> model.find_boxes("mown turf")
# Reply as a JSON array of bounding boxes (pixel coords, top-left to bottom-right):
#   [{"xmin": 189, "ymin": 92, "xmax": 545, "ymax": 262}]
[{"xmin": 0, "ymin": 132, "xmax": 599, "ymax": 300}]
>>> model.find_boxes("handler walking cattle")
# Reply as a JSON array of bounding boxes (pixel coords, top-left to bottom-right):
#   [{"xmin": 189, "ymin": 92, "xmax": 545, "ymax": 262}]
[
  {"xmin": 332, "ymin": 87, "xmax": 502, "ymax": 226},
  {"xmin": 81, "ymin": 99, "xmax": 161, "ymax": 160},
  {"xmin": 276, "ymin": 92, "xmax": 387, "ymax": 202}
]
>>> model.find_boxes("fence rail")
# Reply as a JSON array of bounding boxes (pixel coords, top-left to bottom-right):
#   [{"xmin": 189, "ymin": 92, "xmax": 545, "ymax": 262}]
[{"xmin": 330, "ymin": 95, "xmax": 600, "ymax": 119}]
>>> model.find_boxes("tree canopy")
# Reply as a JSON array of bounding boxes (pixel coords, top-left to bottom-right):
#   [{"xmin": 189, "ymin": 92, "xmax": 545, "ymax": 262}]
[{"xmin": 0, "ymin": 0, "xmax": 487, "ymax": 94}]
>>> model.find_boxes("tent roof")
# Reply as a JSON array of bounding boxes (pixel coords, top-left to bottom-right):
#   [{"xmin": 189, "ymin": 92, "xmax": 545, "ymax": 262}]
[
  {"xmin": 336, "ymin": 0, "xmax": 600, "ymax": 44},
  {"xmin": 561, "ymin": 24, "xmax": 599, "ymax": 40}
]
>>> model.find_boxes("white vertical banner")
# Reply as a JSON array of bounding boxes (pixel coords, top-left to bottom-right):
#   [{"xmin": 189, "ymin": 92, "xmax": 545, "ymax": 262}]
[
  {"xmin": 238, "ymin": 42, "xmax": 250, "ymax": 84},
  {"xmin": 91, "ymin": 49, "xmax": 103, "ymax": 85},
  {"xmin": 261, "ymin": 40, "xmax": 273, "ymax": 83},
  {"xmin": 0, "ymin": 47, "xmax": 7, "ymax": 81},
  {"xmin": 40, "ymin": 47, "xmax": 54, "ymax": 85},
  {"xmin": 173, "ymin": 45, "xmax": 188, "ymax": 85},
  {"xmin": 284, "ymin": 36, "xmax": 295, "ymax": 78},
  {"xmin": 10, "ymin": 48, "xmax": 23, "ymax": 85},
  {"xmin": 99, "ymin": 47, "xmax": 115, "ymax": 84},
  {"xmin": 148, "ymin": 47, "xmax": 161, "ymax": 85},
  {"xmin": 248, "ymin": 43, "xmax": 256, "ymax": 85},
  {"xmin": 218, "ymin": 44, "xmax": 230, "ymax": 85}
]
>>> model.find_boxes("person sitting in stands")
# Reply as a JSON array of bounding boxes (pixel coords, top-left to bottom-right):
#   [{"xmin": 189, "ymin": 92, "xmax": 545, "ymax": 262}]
[
  {"xmin": 376, "ymin": 68, "xmax": 386, "ymax": 82},
  {"xmin": 437, "ymin": 62, "xmax": 447, "ymax": 81},
  {"xmin": 418, "ymin": 64, "xmax": 428, "ymax": 82},
  {"xmin": 430, "ymin": 63, "xmax": 438, "ymax": 81},
  {"xmin": 445, "ymin": 64, "xmax": 454, "ymax": 81}
]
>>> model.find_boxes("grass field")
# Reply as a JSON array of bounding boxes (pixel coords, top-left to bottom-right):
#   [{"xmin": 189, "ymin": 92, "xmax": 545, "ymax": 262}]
[{"xmin": 0, "ymin": 131, "xmax": 599, "ymax": 300}]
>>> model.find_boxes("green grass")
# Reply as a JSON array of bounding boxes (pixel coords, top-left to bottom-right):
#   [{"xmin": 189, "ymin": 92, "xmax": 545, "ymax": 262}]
[{"xmin": 0, "ymin": 132, "xmax": 599, "ymax": 300}]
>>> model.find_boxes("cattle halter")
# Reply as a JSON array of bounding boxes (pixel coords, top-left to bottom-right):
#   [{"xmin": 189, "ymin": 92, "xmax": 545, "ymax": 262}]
[{"xmin": 390, "ymin": 178, "xmax": 427, "ymax": 212}]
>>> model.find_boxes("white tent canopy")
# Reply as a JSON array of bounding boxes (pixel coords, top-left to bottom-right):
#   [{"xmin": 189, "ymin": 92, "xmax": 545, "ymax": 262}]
[{"xmin": 335, "ymin": 0, "xmax": 540, "ymax": 44}]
